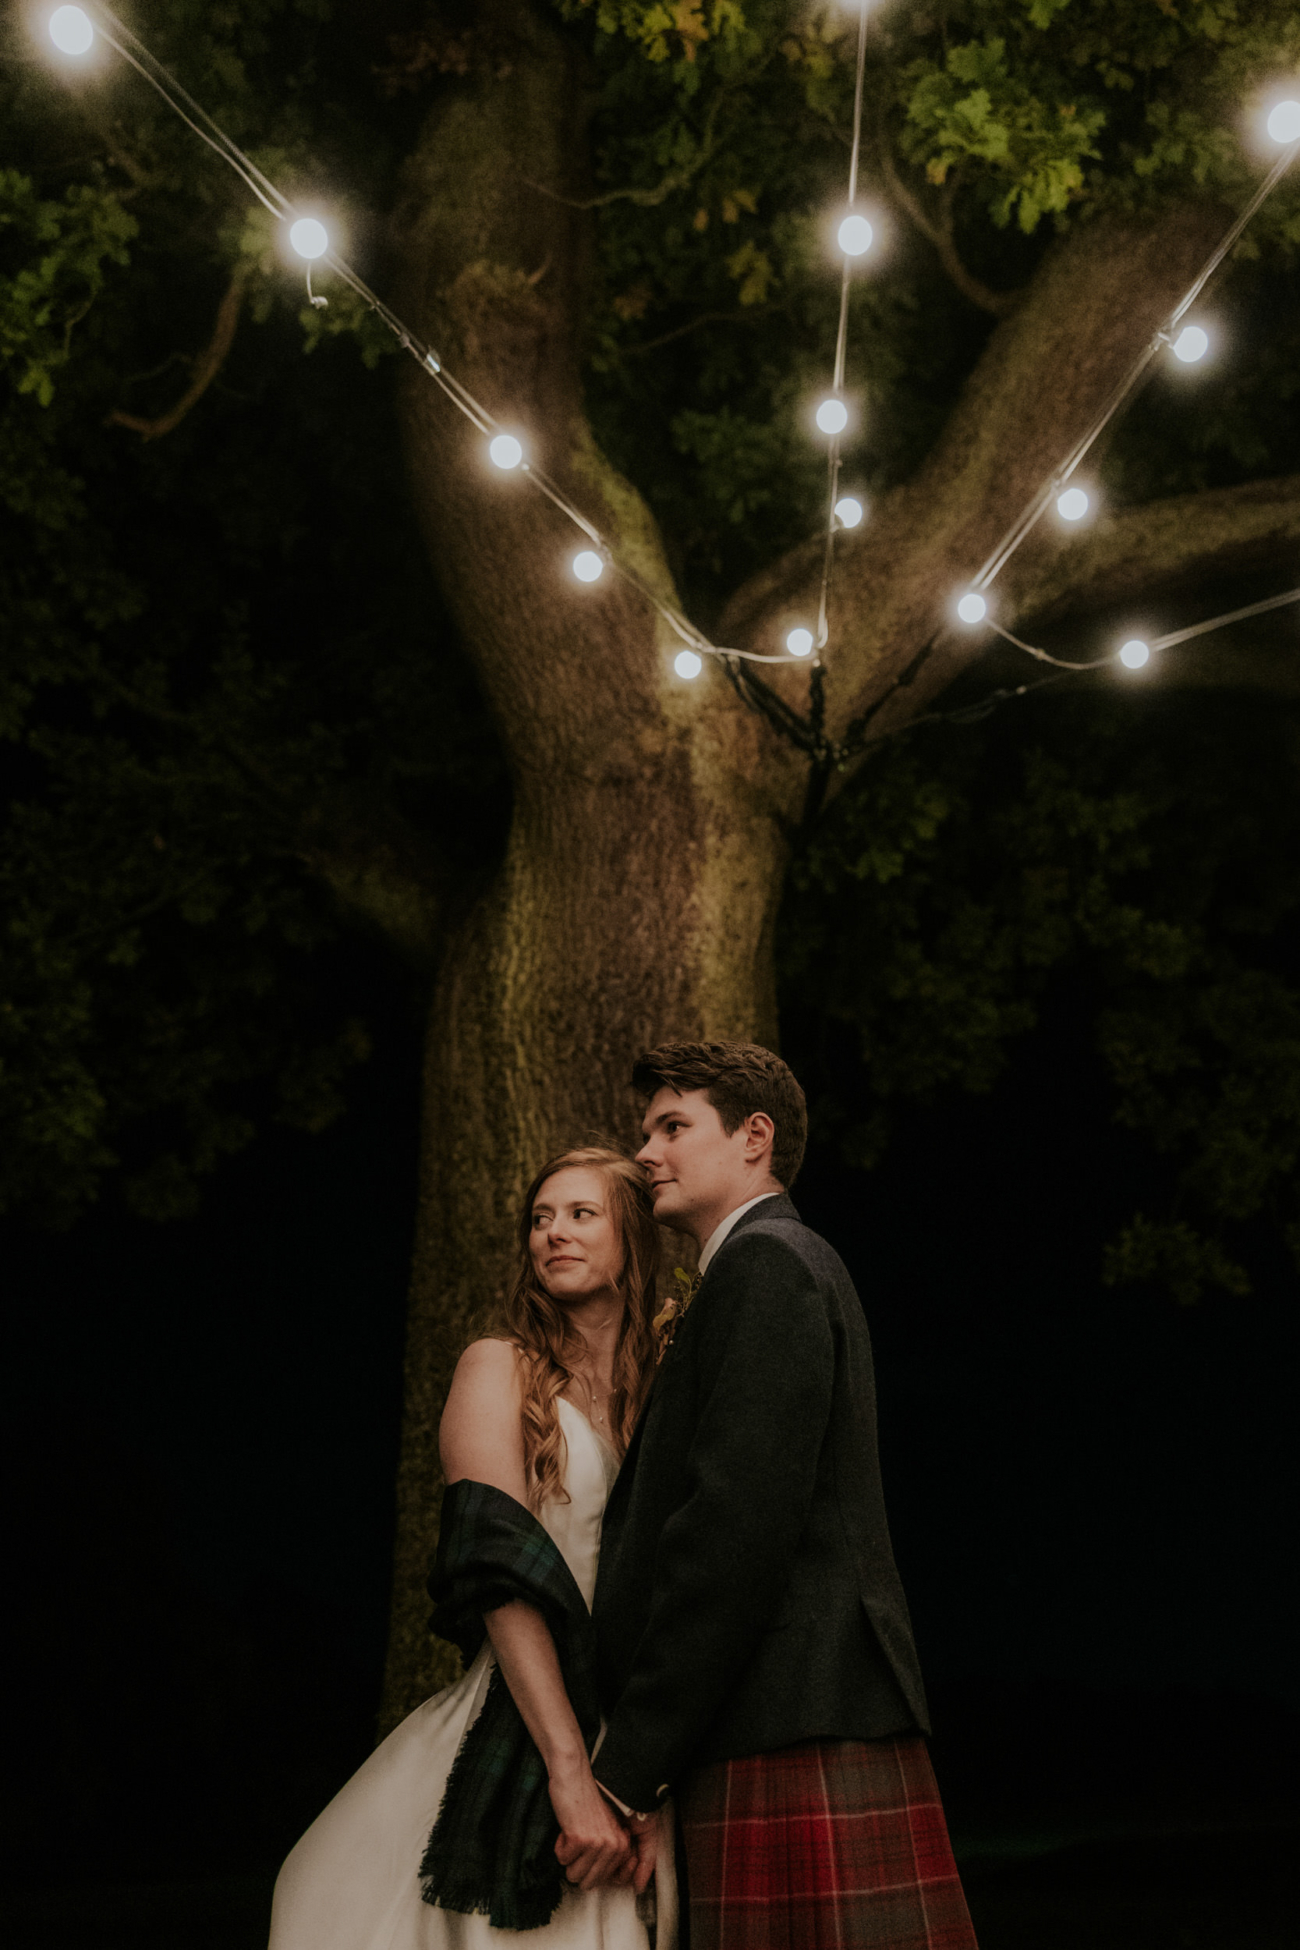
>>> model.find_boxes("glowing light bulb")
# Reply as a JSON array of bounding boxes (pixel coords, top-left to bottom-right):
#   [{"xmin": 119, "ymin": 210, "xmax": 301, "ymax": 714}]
[
  {"xmin": 816, "ymin": 397, "xmax": 849, "ymax": 436},
  {"xmin": 786, "ymin": 628, "xmax": 814, "ymax": 658},
  {"xmin": 1266, "ymin": 100, "xmax": 1300, "ymax": 145},
  {"xmin": 572, "ymin": 550, "xmax": 604, "ymax": 583},
  {"xmin": 674, "ymin": 650, "xmax": 703, "ymax": 680},
  {"xmin": 838, "ymin": 215, "xmax": 874, "ymax": 257},
  {"xmin": 1172, "ymin": 325, "xmax": 1209, "ymax": 364},
  {"xmin": 956, "ymin": 593, "xmax": 987, "ymax": 625},
  {"xmin": 1118, "ymin": 638, "xmax": 1150, "ymax": 670},
  {"xmin": 488, "ymin": 434, "xmax": 523, "ymax": 470},
  {"xmin": 834, "ymin": 496, "xmax": 864, "ymax": 529},
  {"xmin": 288, "ymin": 218, "xmax": 329, "ymax": 261},
  {"xmin": 49, "ymin": 6, "xmax": 94, "ymax": 54},
  {"xmin": 1057, "ymin": 487, "xmax": 1089, "ymax": 522}
]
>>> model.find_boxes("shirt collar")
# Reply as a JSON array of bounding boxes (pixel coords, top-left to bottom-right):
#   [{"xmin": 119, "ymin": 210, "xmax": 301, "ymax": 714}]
[{"xmin": 698, "ymin": 1192, "xmax": 780, "ymax": 1275}]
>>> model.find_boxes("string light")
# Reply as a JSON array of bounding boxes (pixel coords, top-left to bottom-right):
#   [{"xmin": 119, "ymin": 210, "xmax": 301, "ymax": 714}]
[
  {"xmin": 48, "ymin": 6, "xmax": 94, "ymax": 54},
  {"xmin": 1266, "ymin": 99, "xmax": 1300, "ymax": 145},
  {"xmin": 572, "ymin": 549, "xmax": 604, "ymax": 583},
  {"xmin": 39, "ymin": 3, "xmax": 813, "ymax": 681},
  {"xmin": 1056, "ymin": 487, "xmax": 1090, "ymax": 522},
  {"xmin": 288, "ymin": 217, "xmax": 329, "ymax": 260},
  {"xmin": 967, "ymin": 125, "xmax": 1299, "ymax": 596},
  {"xmin": 42, "ymin": 2, "xmax": 1298, "ymax": 706},
  {"xmin": 838, "ymin": 214, "xmax": 873, "ymax": 257},
  {"xmin": 1172, "ymin": 324, "xmax": 1209, "ymax": 363},
  {"xmin": 488, "ymin": 434, "xmax": 523, "ymax": 470},
  {"xmin": 982, "ymin": 587, "xmax": 1298, "ymax": 676},
  {"xmin": 809, "ymin": 0, "xmax": 871, "ymax": 665},
  {"xmin": 852, "ymin": 588, "xmax": 1300, "ymax": 759}
]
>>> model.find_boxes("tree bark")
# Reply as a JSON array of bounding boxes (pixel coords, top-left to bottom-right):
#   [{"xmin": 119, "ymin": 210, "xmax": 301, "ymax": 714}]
[
  {"xmin": 376, "ymin": 5, "xmax": 1300, "ymax": 1724},
  {"xmin": 378, "ymin": 4, "xmax": 805, "ymax": 1719}
]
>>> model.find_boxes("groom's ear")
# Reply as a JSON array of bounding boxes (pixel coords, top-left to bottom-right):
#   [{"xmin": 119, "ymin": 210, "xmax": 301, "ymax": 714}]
[{"xmin": 742, "ymin": 1111, "xmax": 776, "ymax": 1166}]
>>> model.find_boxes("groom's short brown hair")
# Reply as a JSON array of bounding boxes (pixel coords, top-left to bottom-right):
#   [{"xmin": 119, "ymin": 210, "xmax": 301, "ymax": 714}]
[{"xmin": 631, "ymin": 1040, "xmax": 808, "ymax": 1188}]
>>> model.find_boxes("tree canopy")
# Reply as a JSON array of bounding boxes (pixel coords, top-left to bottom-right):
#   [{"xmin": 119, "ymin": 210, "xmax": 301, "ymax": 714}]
[{"xmin": 3, "ymin": 0, "xmax": 1299, "ymax": 1307}]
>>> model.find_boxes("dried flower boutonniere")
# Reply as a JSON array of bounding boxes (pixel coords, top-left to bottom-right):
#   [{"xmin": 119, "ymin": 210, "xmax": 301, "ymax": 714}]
[{"xmin": 653, "ymin": 1265, "xmax": 702, "ymax": 1363}]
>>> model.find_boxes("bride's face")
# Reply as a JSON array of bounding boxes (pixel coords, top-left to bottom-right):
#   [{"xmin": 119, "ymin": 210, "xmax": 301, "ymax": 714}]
[{"xmin": 529, "ymin": 1166, "xmax": 624, "ymax": 1305}]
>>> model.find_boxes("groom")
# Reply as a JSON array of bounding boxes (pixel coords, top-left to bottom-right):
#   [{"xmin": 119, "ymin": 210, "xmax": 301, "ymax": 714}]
[{"xmin": 586, "ymin": 1041, "xmax": 977, "ymax": 1947}]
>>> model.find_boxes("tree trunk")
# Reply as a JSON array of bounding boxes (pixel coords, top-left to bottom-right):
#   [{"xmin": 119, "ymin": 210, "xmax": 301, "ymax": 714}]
[{"xmin": 379, "ymin": 761, "xmax": 789, "ymax": 1721}]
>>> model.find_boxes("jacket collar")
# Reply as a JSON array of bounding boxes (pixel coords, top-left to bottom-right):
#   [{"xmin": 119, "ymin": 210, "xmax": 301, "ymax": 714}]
[{"xmin": 701, "ymin": 1188, "xmax": 799, "ymax": 1272}]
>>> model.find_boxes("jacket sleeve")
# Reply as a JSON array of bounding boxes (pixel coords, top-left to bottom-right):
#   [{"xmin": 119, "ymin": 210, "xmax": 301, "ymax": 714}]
[{"xmin": 593, "ymin": 1231, "xmax": 834, "ymax": 1808}]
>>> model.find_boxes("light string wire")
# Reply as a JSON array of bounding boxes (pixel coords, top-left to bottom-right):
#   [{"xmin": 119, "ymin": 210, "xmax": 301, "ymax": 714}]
[
  {"xmin": 55, "ymin": 10, "xmax": 1300, "ymax": 707},
  {"xmin": 986, "ymin": 584, "xmax": 1300, "ymax": 671},
  {"xmin": 970, "ymin": 133, "xmax": 1300, "ymax": 595},
  {"xmin": 852, "ymin": 583, "xmax": 1300, "ymax": 754},
  {"xmin": 80, "ymin": 1, "xmax": 810, "ymax": 671},
  {"xmin": 814, "ymin": 0, "xmax": 870, "ymax": 658},
  {"xmin": 987, "ymin": 584, "xmax": 1300, "ymax": 672}
]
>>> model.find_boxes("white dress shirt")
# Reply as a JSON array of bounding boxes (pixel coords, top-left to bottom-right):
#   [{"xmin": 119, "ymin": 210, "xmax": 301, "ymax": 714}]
[{"xmin": 698, "ymin": 1191, "xmax": 780, "ymax": 1275}]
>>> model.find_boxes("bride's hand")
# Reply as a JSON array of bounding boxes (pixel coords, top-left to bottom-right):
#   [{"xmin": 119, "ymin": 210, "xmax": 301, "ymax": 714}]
[{"xmin": 550, "ymin": 1761, "xmax": 634, "ymax": 1889}]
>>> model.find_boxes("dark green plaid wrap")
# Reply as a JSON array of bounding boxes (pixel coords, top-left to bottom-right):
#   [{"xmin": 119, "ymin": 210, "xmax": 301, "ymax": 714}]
[{"xmin": 419, "ymin": 1479, "xmax": 602, "ymax": 1932}]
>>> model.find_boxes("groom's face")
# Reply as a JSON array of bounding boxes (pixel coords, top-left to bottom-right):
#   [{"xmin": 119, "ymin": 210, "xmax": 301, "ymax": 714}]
[{"xmin": 636, "ymin": 1086, "xmax": 747, "ymax": 1230}]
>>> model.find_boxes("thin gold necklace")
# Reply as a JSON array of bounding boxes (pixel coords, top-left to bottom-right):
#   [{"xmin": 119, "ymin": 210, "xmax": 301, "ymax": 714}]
[{"xmin": 568, "ymin": 1361, "xmax": 613, "ymax": 1424}]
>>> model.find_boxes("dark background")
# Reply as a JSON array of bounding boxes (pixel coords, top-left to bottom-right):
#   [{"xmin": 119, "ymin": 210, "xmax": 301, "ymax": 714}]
[{"xmin": 4, "ymin": 941, "xmax": 1298, "ymax": 1949}]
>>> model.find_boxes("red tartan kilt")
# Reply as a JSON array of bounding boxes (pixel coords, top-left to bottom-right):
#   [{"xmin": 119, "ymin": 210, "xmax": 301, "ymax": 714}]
[{"xmin": 677, "ymin": 1735, "xmax": 978, "ymax": 1950}]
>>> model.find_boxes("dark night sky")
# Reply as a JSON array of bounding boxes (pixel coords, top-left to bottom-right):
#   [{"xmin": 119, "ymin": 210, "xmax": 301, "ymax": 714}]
[{"xmin": 4, "ymin": 949, "xmax": 1298, "ymax": 1901}]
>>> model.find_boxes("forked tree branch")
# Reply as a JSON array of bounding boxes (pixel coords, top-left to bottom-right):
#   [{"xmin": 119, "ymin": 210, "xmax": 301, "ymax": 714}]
[
  {"xmin": 876, "ymin": 138, "xmax": 1020, "ymax": 318},
  {"xmin": 1004, "ymin": 474, "xmax": 1300, "ymax": 628},
  {"xmin": 107, "ymin": 262, "xmax": 251, "ymax": 441}
]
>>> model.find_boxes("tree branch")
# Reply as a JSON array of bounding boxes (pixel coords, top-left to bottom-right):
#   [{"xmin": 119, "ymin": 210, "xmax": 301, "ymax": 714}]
[
  {"xmin": 1002, "ymin": 474, "xmax": 1300, "ymax": 628},
  {"xmin": 300, "ymin": 829, "xmax": 453, "ymax": 973},
  {"xmin": 618, "ymin": 304, "xmax": 776, "ymax": 358},
  {"xmin": 522, "ymin": 79, "xmax": 727, "ymax": 210},
  {"xmin": 107, "ymin": 263, "xmax": 251, "ymax": 441},
  {"xmin": 718, "ymin": 205, "xmax": 1248, "ymax": 749},
  {"xmin": 876, "ymin": 137, "xmax": 1020, "ymax": 318}
]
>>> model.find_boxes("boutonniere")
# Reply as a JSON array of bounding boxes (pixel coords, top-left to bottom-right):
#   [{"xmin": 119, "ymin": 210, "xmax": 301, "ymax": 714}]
[{"xmin": 653, "ymin": 1266, "xmax": 702, "ymax": 1363}]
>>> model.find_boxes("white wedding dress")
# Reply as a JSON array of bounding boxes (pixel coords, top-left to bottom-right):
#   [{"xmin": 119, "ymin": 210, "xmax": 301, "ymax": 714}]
[{"xmin": 269, "ymin": 1398, "xmax": 675, "ymax": 1950}]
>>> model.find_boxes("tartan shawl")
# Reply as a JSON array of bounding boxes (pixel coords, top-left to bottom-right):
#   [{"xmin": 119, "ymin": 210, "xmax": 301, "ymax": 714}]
[{"xmin": 419, "ymin": 1479, "xmax": 602, "ymax": 1932}]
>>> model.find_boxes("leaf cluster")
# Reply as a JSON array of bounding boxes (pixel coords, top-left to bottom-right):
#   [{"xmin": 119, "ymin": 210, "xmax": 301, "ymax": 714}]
[
  {"xmin": 0, "ymin": 1, "xmax": 501, "ymax": 1223},
  {"xmin": 566, "ymin": 0, "xmax": 1300, "ymax": 609},
  {"xmin": 780, "ymin": 681, "xmax": 1300, "ymax": 1304}
]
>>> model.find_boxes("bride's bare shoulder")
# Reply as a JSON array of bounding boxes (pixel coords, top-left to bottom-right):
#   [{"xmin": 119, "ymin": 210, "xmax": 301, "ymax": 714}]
[
  {"xmin": 441, "ymin": 1340, "xmax": 527, "ymax": 1490},
  {"xmin": 454, "ymin": 1337, "xmax": 525, "ymax": 1381}
]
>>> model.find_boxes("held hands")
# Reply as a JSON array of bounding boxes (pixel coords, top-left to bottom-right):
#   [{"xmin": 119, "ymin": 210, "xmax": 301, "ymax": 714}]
[
  {"xmin": 625, "ymin": 1810, "xmax": 659, "ymax": 1894},
  {"xmin": 549, "ymin": 1759, "xmax": 635, "ymax": 1891}
]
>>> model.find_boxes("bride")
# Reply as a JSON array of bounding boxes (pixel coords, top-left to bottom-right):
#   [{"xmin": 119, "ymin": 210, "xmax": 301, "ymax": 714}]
[{"xmin": 269, "ymin": 1145, "xmax": 674, "ymax": 1950}]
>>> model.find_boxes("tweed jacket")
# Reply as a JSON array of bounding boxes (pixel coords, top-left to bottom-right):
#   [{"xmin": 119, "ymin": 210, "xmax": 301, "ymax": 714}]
[{"xmin": 591, "ymin": 1194, "xmax": 929, "ymax": 1813}]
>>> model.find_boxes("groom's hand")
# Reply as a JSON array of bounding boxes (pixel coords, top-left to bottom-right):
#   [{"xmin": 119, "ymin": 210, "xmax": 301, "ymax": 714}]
[
  {"xmin": 549, "ymin": 1763, "xmax": 634, "ymax": 1890},
  {"xmin": 627, "ymin": 1810, "xmax": 659, "ymax": 1894}
]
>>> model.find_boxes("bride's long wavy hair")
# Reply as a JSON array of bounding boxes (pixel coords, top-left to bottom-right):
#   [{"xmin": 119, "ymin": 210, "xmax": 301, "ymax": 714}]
[{"xmin": 500, "ymin": 1145, "xmax": 660, "ymax": 1511}]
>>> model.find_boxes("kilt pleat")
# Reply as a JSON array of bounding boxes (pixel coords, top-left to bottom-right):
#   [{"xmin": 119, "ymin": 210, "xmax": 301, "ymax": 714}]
[{"xmin": 677, "ymin": 1736, "xmax": 978, "ymax": 1950}]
